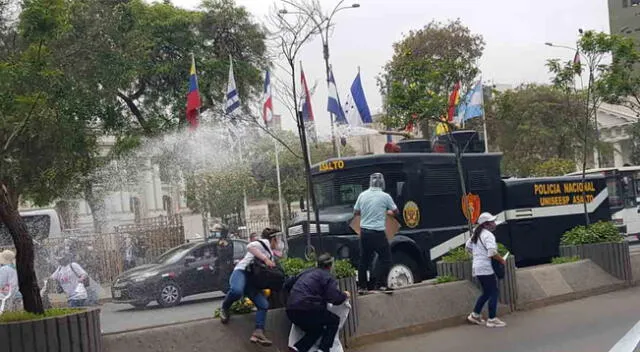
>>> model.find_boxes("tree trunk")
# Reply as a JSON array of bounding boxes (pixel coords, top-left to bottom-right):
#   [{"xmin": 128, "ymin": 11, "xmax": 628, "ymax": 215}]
[
  {"xmin": 0, "ymin": 184, "xmax": 44, "ymax": 313},
  {"xmin": 85, "ymin": 183, "xmax": 107, "ymax": 233}
]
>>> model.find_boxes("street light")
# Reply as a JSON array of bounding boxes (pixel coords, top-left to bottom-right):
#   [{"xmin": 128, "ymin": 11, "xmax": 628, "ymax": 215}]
[{"xmin": 279, "ymin": 1, "xmax": 360, "ymax": 158}]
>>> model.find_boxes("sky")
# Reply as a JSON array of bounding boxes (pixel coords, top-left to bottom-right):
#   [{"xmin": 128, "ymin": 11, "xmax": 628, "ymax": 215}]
[{"xmin": 173, "ymin": 0, "xmax": 611, "ymax": 135}]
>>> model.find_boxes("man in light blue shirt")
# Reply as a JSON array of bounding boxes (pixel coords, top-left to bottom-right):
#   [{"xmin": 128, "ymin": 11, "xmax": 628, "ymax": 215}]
[{"xmin": 353, "ymin": 173, "xmax": 398, "ymax": 294}]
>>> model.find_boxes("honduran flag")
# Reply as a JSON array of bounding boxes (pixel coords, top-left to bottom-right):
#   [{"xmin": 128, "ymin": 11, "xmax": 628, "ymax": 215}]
[{"xmin": 185, "ymin": 55, "xmax": 201, "ymax": 129}]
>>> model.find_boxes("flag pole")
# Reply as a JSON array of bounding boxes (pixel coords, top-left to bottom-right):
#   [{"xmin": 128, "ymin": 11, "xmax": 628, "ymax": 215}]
[
  {"xmin": 274, "ymin": 137, "xmax": 287, "ymax": 250},
  {"xmin": 481, "ymin": 81, "xmax": 489, "ymax": 153}
]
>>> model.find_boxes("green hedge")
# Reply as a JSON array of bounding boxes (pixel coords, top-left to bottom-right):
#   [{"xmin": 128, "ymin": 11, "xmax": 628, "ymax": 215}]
[
  {"xmin": 280, "ymin": 257, "xmax": 356, "ymax": 279},
  {"xmin": 551, "ymin": 256, "xmax": 581, "ymax": 265},
  {"xmin": 440, "ymin": 242, "xmax": 509, "ymax": 263},
  {"xmin": 560, "ymin": 221, "xmax": 622, "ymax": 245},
  {"xmin": 0, "ymin": 308, "xmax": 83, "ymax": 323},
  {"xmin": 435, "ymin": 275, "xmax": 458, "ymax": 284}
]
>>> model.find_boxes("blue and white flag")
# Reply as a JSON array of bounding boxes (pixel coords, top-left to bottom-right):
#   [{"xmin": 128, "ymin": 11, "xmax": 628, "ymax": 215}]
[
  {"xmin": 225, "ymin": 56, "xmax": 241, "ymax": 116},
  {"xmin": 455, "ymin": 80, "xmax": 484, "ymax": 124},
  {"xmin": 343, "ymin": 72, "xmax": 372, "ymax": 127},
  {"xmin": 327, "ymin": 66, "xmax": 346, "ymax": 124}
]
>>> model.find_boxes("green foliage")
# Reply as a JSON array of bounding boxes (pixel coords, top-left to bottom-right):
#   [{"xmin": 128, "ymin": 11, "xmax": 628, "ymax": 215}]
[
  {"xmin": 0, "ymin": 308, "xmax": 82, "ymax": 323},
  {"xmin": 551, "ymin": 256, "xmax": 581, "ymax": 265},
  {"xmin": 280, "ymin": 257, "xmax": 315, "ymax": 277},
  {"xmin": 333, "ymin": 259, "xmax": 357, "ymax": 279},
  {"xmin": 497, "ymin": 243, "xmax": 509, "ymax": 257},
  {"xmin": 435, "ymin": 275, "xmax": 458, "ymax": 284},
  {"xmin": 532, "ymin": 158, "xmax": 577, "ymax": 177},
  {"xmin": 213, "ymin": 297, "xmax": 254, "ymax": 318},
  {"xmin": 440, "ymin": 247, "xmax": 471, "ymax": 263},
  {"xmin": 280, "ymin": 257, "xmax": 356, "ymax": 279},
  {"xmin": 561, "ymin": 221, "xmax": 623, "ymax": 245},
  {"xmin": 490, "ymin": 84, "xmax": 588, "ymax": 177},
  {"xmin": 379, "ymin": 19, "xmax": 484, "ymax": 134}
]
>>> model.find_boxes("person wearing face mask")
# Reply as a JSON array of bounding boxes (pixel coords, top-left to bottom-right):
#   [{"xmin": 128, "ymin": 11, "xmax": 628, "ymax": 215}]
[
  {"xmin": 219, "ymin": 227, "xmax": 281, "ymax": 346},
  {"xmin": 0, "ymin": 250, "xmax": 20, "ymax": 311},
  {"xmin": 353, "ymin": 173, "xmax": 398, "ymax": 294},
  {"xmin": 466, "ymin": 212, "xmax": 507, "ymax": 328},
  {"xmin": 50, "ymin": 252, "xmax": 90, "ymax": 307}
]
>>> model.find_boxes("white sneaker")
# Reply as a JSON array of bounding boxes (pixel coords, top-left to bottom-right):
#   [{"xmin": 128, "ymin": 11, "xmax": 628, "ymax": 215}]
[
  {"xmin": 467, "ymin": 312, "xmax": 485, "ymax": 325},
  {"xmin": 486, "ymin": 317, "xmax": 507, "ymax": 328}
]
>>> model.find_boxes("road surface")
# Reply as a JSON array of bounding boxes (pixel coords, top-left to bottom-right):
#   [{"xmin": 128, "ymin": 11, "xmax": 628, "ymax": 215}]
[
  {"xmin": 100, "ymin": 292, "xmax": 224, "ymax": 334},
  {"xmin": 354, "ymin": 286, "xmax": 640, "ymax": 352}
]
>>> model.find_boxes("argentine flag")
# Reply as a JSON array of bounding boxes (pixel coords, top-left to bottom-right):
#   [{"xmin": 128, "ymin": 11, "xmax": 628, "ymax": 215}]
[
  {"xmin": 343, "ymin": 72, "xmax": 372, "ymax": 127},
  {"xmin": 455, "ymin": 80, "xmax": 484, "ymax": 124}
]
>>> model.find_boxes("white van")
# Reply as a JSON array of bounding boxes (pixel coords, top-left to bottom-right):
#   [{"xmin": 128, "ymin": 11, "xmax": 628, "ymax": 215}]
[{"xmin": 0, "ymin": 208, "xmax": 63, "ymax": 246}]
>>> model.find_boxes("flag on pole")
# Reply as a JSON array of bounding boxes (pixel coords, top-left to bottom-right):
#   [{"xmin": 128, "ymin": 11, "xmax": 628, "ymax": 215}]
[
  {"xmin": 225, "ymin": 56, "xmax": 241, "ymax": 116},
  {"xmin": 327, "ymin": 66, "xmax": 346, "ymax": 124},
  {"xmin": 185, "ymin": 55, "xmax": 201, "ymax": 129},
  {"xmin": 343, "ymin": 71, "xmax": 372, "ymax": 127},
  {"xmin": 455, "ymin": 80, "xmax": 484, "ymax": 123},
  {"xmin": 447, "ymin": 81, "xmax": 461, "ymax": 122},
  {"xmin": 300, "ymin": 66, "xmax": 317, "ymax": 143},
  {"xmin": 263, "ymin": 69, "xmax": 273, "ymax": 125}
]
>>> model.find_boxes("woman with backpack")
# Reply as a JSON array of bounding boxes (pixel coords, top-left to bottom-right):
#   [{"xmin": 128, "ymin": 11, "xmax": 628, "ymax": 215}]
[
  {"xmin": 219, "ymin": 228, "xmax": 282, "ymax": 346},
  {"xmin": 466, "ymin": 212, "xmax": 507, "ymax": 328}
]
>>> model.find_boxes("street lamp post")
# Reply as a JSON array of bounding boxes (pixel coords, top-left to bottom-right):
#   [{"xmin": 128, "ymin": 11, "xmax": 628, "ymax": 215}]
[
  {"xmin": 279, "ymin": 1, "xmax": 360, "ymax": 158},
  {"xmin": 545, "ymin": 41, "xmax": 603, "ymax": 168}
]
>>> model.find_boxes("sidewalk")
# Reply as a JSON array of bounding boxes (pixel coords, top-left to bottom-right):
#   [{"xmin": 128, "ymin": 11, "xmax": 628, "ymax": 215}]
[{"xmin": 49, "ymin": 284, "xmax": 112, "ymax": 307}]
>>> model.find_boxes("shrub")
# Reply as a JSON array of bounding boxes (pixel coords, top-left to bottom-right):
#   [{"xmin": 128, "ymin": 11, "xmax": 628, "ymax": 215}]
[
  {"xmin": 561, "ymin": 221, "xmax": 622, "ymax": 245},
  {"xmin": 280, "ymin": 257, "xmax": 356, "ymax": 279},
  {"xmin": 551, "ymin": 256, "xmax": 581, "ymax": 265},
  {"xmin": 435, "ymin": 275, "xmax": 458, "ymax": 284},
  {"xmin": 0, "ymin": 308, "xmax": 82, "ymax": 323},
  {"xmin": 441, "ymin": 247, "xmax": 471, "ymax": 263},
  {"xmin": 334, "ymin": 259, "xmax": 357, "ymax": 279}
]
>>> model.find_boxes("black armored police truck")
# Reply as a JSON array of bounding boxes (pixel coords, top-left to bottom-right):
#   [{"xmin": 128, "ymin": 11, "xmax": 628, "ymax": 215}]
[{"xmin": 286, "ymin": 132, "xmax": 612, "ymax": 288}]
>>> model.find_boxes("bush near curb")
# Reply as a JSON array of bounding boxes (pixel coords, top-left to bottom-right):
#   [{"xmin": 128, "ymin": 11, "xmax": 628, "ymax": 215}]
[
  {"xmin": 551, "ymin": 256, "xmax": 581, "ymax": 265},
  {"xmin": 435, "ymin": 275, "xmax": 459, "ymax": 284},
  {"xmin": 440, "ymin": 243, "xmax": 509, "ymax": 263},
  {"xmin": 0, "ymin": 308, "xmax": 82, "ymax": 323},
  {"xmin": 561, "ymin": 221, "xmax": 623, "ymax": 245},
  {"xmin": 280, "ymin": 258, "xmax": 357, "ymax": 279}
]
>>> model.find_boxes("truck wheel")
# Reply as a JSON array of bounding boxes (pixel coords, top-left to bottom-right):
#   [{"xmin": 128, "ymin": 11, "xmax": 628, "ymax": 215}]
[
  {"xmin": 387, "ymin": 252, "xmax": 420, "ymax": 289},
  {"xmin": 157, "ymin": 281, "xmax": 182, "ymax": 308}
]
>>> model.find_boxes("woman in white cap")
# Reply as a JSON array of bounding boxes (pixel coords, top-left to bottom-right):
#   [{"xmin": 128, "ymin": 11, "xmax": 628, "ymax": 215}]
[
  {"xmin": 465, "ymin": 212, "xmax": 507, "ymax": 328},
  {"xmin": 0, "ymin": 249, "xmax": 21, "ymax": 311}
]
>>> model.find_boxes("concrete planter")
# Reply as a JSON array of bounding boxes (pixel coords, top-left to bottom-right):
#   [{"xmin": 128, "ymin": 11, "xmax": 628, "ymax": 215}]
[
  {"xmin": 436, "ymin": 256, "xmax": 518, "ymax": 311},
  {"xmin": 560, "ymin": 241, "xmax": 632, "ymax": 283},
  {"xmin": 0, "ymin": 308, "xmax": 102, "ymax": 352}
]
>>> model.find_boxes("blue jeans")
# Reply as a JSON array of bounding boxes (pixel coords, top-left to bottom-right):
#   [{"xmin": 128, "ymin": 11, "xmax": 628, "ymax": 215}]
[
  {"xmin": 222, "ymin": 269, "xmax": 269, "ymax": 330},
  {"xmin": 68, "ymin": 299, "xmax": 86, "ymax": 307},
  {"xmin": 474, "ymin": 274, "xmax": 499, "ymax": 319}
]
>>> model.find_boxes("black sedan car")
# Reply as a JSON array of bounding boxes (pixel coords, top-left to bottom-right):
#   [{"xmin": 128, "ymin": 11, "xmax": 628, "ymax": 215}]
[{"xmin": 111, "ymin": 239, "xmax": 248, "ymax": 308}]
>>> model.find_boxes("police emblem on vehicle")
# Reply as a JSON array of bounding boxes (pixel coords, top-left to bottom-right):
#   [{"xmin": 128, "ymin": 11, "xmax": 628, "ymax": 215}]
[
  {"xmin": 403, "ymin": 201, "xmax": 420, "ymax": 228},
  {"xmin": 462, "ymin": 193, "xmax": 481, "ymax": 223}
]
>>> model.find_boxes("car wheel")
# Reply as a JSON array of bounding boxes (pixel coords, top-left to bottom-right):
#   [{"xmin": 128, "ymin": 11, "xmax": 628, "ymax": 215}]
[
  {"xmin": 157, "ymin": 281, "xmax": 182, "ymax": 308},
  {"xmin": 130, "ymin": 301, "xmax": 150, "ymax": 310},
  {"xmin": 387, "ymin": 252, "xmax": 420, "ymax": 289}
]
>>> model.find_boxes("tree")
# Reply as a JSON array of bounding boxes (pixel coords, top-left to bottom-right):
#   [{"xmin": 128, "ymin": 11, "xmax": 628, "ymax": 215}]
[
  {"xmin": 378, "ymin": 19, "xmax": 485, "ymax": 137},
  {"xmin": 489, "ymin": 84, "xmax": 587, "ymax": 176},
  {"xmin": 596, "ymin": 33, "xmax": 640, "ymax": 115},
  {"xmin": 532, "ymin": 158, "xmax": 577, "ymax": 177}
]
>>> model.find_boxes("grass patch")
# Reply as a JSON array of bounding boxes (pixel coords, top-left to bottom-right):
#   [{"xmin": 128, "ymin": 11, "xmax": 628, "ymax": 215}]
[
  {"xmin": 551, "ymin": 256, "xmax": 581, "ymax": 265},
  {"xmin": 0, "ymin": 308, "xmax": 83, "ymax": 323},
  {"xmin": 435, "ymin": 275, "xmax": 459, "ymax": 284}
]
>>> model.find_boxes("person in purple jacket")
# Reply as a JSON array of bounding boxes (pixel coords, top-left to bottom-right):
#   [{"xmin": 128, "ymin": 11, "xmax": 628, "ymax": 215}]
[{"xmin": 284, "ymin": 253, "xmax": 350, "ymax": 352}]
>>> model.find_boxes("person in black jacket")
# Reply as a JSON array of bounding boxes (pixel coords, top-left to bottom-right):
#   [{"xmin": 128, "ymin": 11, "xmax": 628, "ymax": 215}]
[{"xmin": 284, "ymin": 253, "xmax": 350, "ymax": 352}]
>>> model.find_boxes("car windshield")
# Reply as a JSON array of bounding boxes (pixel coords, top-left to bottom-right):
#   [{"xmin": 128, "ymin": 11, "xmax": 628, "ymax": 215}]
[
  {"xmin": 313, "ymin": 175, "xmax": 367, "ymax": 209},
  {"xmin": 155, "ymin": 244, "xmax": 195, "ymax": 264}
]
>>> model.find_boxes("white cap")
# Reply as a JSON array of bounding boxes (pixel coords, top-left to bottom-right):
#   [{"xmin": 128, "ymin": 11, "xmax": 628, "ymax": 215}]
[
  {"xmin": 0, "ymin": 250, "xmax": 15, "ymax": 265},
  {"xmin": 477, "ymin": 212, "xmax": 497, "ymax": 225}
]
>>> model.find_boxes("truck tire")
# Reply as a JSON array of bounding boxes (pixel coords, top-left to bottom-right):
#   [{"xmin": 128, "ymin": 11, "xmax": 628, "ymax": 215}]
[{"xmin": 387, "ymin": 252, "xmax": 420, "ymax": 289}]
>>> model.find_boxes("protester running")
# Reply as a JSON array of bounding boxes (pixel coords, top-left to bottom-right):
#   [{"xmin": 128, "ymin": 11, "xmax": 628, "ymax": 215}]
[
  {"xmin": 466, "ymin": 212, "xmax": 507, "ymax": 328},
  {"xmin": 219, "ymin": 227, "xmax": 281, "ymax": 346},
  {"xmin": 353, "ymin": 172, "xmax": 398, "ymax": 294}
]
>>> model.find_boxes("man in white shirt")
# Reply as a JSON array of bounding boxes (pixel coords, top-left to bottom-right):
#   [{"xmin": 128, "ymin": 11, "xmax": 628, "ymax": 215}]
[{"xmin": 50, "ymin": 253, "xmax": 89, "ymax": 307}]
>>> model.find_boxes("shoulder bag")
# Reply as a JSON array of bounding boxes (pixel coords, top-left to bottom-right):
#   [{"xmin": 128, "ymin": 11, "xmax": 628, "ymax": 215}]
[
  {"xmin": 478, "ymin": 237, "xmax": 505, "ymax": 279},
  {"xmin": 247, "ymin": 241, "xmax": 285, "ymax": 290}
]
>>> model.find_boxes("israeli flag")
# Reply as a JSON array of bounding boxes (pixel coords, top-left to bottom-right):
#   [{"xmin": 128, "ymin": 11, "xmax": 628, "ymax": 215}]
[
  {"xmin": 343, "ymin": 72, "xmax": 372, "ymax": 127},
  {"xmin": 225, "ymin": 56, "xmax": 241, "ymax": 116},
  {"xmin": 327, "ymin": 66, "xmax": 346, "ymax": 124}
]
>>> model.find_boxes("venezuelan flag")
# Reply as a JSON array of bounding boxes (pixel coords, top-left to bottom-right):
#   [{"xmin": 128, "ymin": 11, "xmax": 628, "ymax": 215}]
[{"xmin": 186, "ymin": 55, "xmax": 201, "ymax": 129}]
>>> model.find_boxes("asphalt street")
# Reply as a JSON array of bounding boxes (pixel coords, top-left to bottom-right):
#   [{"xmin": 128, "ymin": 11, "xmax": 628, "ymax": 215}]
[
  {"xmin": 100, "ymin": 291, "xmax": 224, "ymax": 334},
  {"xmin": 354, "ymin": 286, "xmax": 640, "ymax": 352}
]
